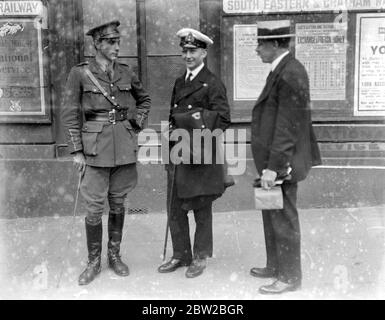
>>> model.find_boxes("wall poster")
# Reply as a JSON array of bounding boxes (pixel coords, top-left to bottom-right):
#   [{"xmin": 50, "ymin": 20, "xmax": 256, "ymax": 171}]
[
  {"xmin": 296, "ymin": 22, "xmax": 347, "ymax": 101},
  {"xmin": 233, "ymin": 24, "xmax": 270, "ymax": 101},
  {"xmin": 0, "ymin": 1, "xmax": 48, "ymax": 123},
  {"xmin": 223, "ymin": 0, "xmax": 385, "ymax": 14},
  {"xmin": 354, "ymin": 13, "xmax": 385, "ymax": 116}
]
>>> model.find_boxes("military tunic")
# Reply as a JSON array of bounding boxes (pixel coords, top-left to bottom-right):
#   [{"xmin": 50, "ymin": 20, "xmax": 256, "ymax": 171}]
[
  {"xmin": 61, "ymin": 59, "xmax": 151, "ymax": 222},
  {"xmin": 62, "ymin": 59, "xmax": 151, "ymax": 167}
]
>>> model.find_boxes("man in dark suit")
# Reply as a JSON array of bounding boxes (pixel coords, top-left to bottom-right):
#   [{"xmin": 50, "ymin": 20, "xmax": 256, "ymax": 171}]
[
  {"xmin": 157, "ymin": 28, "xmax": 231, "ymax": 278},
  {"xmin": 250, "ymin": 20, "xmax": 321, "ymax": 294},
  {"xmin": 61, "ymin": 21, "xmax": 151, "ymax": 285}
]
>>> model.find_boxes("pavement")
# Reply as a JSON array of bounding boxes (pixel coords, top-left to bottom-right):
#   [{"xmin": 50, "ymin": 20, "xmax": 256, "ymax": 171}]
[{"xmin": 1, "ymin": 206, "xmax": 385, "ymax": 300}]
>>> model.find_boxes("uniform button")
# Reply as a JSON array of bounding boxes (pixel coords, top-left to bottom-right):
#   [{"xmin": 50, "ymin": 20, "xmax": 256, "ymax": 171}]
[
  {"xmin": 188, "ymin": 105, "xmax": 192, "ymax": 109},
  {"xmin": 110, "ymin": 84, "xmax": 114, "ymax": 87},
  {"xmin": 201, "ymin": 125, "xmax": 205, "ymax": 128},
  {"xmin": 174, "ymin": 104, "xmax": 178, "ymax": 108}
]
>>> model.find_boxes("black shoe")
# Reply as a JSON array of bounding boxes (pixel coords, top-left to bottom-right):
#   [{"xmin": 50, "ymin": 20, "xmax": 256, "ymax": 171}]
[
  {"xmin": 185, "ymin": 258, "xmax": 206, "ymax": 278},
  {"xmin": 108, "ymin": 253, "xmax": 129, "ymax": 276},
  {"xmin": 259, "ymin": 280, "xmax": 301, "ymax": 295},
  {"xmin": 78, "ymin": 260, "xmax": 101, "ymax": 285},
  {"xmin": 250, "ymin": 267, "xmax": 277, "ymax": 278},
  {"xmin": 158, "ymin": 258, "xmax": 191, "ymax": 273}
]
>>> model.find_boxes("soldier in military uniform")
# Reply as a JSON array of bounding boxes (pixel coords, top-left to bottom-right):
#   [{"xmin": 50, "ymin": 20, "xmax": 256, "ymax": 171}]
[
  {"xmin": 157, "ymin": 28, "xmax": 231, "ymax": 278},
  {"xmin": 61, "ymin": 21, "xmax": 151, "ymax": 285}
]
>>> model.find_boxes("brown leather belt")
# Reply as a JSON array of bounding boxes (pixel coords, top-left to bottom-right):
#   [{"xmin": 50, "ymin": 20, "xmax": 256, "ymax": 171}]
[{"xmin": 86, "ymin": 109, "xmax": 127, "ymax": 123}]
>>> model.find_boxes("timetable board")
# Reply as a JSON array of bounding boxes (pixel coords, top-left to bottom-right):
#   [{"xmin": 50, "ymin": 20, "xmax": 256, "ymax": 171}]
[{"xmin": 221, "ymin": 11, "xmax": 381, "ymax": 122}]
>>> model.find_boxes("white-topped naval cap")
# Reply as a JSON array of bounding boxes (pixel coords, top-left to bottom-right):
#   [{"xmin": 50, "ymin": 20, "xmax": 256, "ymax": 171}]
[{"xmin": 177, "ymin": 28, "xmax": 213, "ymax": 48}]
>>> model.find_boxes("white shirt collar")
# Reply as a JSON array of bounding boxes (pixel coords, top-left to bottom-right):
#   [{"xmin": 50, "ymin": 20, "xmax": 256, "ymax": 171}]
[
  {"xmin": 186, "ymin": 62, "xmax": 205, "ymax": 81},
  {"xmin": 271, "ymin": 51, "xmax": 289, "ymax": 72}
]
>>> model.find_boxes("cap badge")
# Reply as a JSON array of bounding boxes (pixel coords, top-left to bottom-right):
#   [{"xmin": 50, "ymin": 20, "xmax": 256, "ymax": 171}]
[{"xmin": 186, "ymin": 32, "xmax": 195, "ymax": 43}]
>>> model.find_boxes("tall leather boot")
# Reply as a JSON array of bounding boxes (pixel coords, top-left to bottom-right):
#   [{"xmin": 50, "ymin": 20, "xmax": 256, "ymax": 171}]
[
  {"xmin": 107, "ymin": 208, "xmax": 129, "ymax": 276},
  {"xmin": 78, "ymin": 219, "xmax": 102, "ymax": 285}
]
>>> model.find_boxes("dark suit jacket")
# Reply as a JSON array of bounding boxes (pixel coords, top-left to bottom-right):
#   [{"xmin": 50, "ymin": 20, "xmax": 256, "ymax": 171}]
[
  {"xmin": 169, "ymin": 66, "xmax": 231, "ymax": 199},
  {"xmin": 251, "ymin": 53, "xmax": 321, "ymax": 182}
]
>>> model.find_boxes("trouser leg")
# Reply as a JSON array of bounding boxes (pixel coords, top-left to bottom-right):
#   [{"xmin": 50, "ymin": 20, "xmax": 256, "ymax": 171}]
[
  {"xmin": 261, "ymin": 210, "xmax": 279, "ymax": 273},
  {"xmin": 168, "ymin": 195, "xmax": 192, "ymax": 262},
  {"xmin": 81, "ymin": 165, "xmax": 110, "ymax": 225},
  {"xmin": 269, "ymin": 182, "xmax": 301, "ymax": 284},
  {"xmin": 166, "ymin": 165, "xmax": 192, "ymax": 262},
  {"xmin": 193, "ymin": 203, "xmax": 213, "ymax": 259}
]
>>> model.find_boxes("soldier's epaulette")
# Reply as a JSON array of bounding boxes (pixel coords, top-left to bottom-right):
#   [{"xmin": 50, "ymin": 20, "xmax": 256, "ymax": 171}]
[{"xmin": 76, "ymin": 61, "xmax": 89, "ymax": 67}]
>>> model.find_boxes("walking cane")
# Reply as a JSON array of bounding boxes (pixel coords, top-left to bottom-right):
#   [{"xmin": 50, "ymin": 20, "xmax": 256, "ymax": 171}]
[
  {"xmin": 162, "ymin": 163, "xmax": 175, "ymax": 262},
  {"xmin": 56, "ymin": 168, "xmax": 84, "ymax": 288}
]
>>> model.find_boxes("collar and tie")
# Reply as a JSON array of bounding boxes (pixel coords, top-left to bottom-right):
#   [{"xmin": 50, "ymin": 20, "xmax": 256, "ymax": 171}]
[
  {"xmin": 185, "ymin": 72, "xmax": 193, "ymax": 84},
  {"xmin": 106, "ymin": 65, "xmax": 114, "ymax": 81},
  {"xmin": 102, "ymin": 62, "xmax": 115, "ymax": 81},
  {"xmin": 95, "ymin": 60, "xmax": 115, "ymax": 80}
]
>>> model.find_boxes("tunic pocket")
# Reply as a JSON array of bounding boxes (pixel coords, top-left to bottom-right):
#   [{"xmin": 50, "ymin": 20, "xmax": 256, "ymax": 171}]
[
  {"xmin": 81, "ymin": 122, "xmax": 104, "ymax": 156},
  {"xmin": 117, "ymin": 84, "xmax": 131, "ymax": 92},
  {"xmin": 83, "ymin": 84, "xmax": 103, "ymax": 94},
  {"xmin": 117, "ymin": 84, "xmax": 132, "ymax": 106}
]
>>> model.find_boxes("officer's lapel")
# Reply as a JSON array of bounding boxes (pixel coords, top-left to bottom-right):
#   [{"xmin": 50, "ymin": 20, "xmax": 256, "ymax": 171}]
[
  {"xmin": 174, "ymin": 66, "xmax": 209, "ymax": 104},
  {"xmin": 254, "ymin": 53, "xmax": 292, "ymax": 106},
  {"xmin": 111, "ymin": 62, "xmax": 122, "ymax": 83},
  {"xmin": 173, "ymin": 73, "xmax": 186, "ymax": 103},
  {"xmin": 88, "ymin": 59, "xmax": 110, "ymax": 83}
]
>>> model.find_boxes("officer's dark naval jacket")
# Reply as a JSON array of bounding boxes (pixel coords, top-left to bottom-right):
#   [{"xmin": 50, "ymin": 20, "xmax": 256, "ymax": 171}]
[
  {"xmin": 62, "ymin": 59, "xmax": 151, "ymax": 167},
  {"xmin": 169, "ymin": 65, "xmax": 231, "ymax": 200}
]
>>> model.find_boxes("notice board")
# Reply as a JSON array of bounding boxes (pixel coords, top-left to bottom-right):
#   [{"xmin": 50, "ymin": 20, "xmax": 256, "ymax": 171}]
[
  {"xmin": 354, "ymin": 13, "xmax": 385, "ymax": 116},
  {"xmin": 0, "ymin": 1, "xmax": 50, "ymax": 123}
]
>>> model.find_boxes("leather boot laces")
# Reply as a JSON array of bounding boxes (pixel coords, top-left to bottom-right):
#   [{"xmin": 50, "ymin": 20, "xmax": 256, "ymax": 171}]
[{"xmin": 109, "ymin": 252, "xmax": 122, "ymax": 263}]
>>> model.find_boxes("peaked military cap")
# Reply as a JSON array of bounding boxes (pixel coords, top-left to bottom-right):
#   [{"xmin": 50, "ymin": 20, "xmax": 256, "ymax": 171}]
[
  {"xmin": 257, "ymin": 20, "xmax": 295, "ymax": 39},
  {"xmin": 86, "ymin": 20, "xmax": 121, "ymax": 40},
  {"xmin": 177, "ymin": 28, "xmax": 213, "ymax": 49}
]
